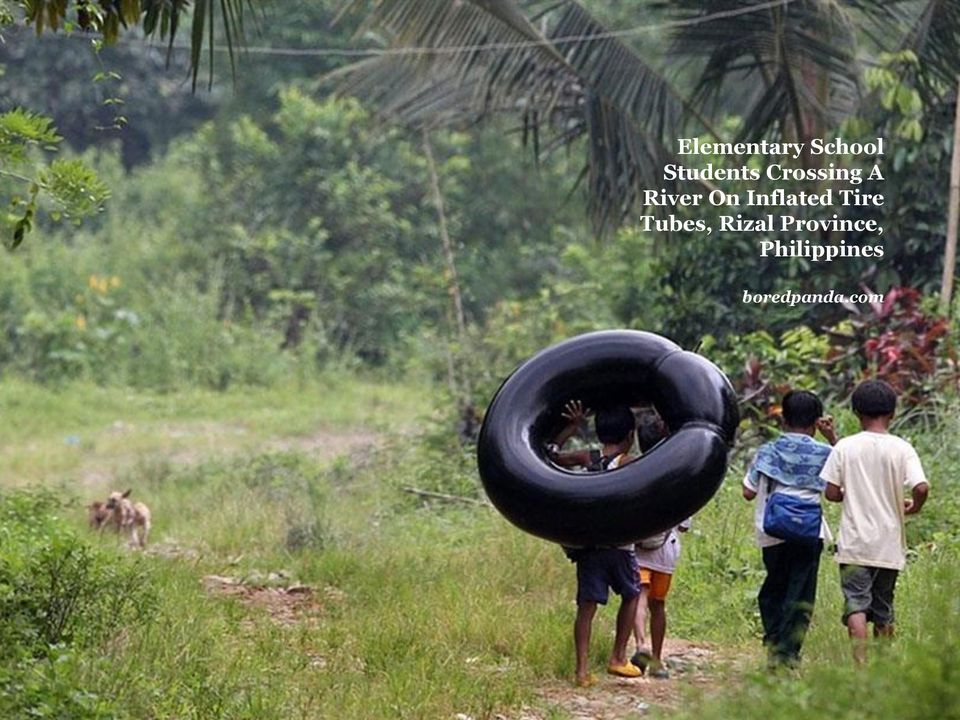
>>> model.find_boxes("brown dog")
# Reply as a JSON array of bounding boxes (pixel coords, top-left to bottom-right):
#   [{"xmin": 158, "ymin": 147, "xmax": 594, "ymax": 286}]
[
  {"xmin": 87, "ymin": 500, "xmax": 111, "ymax": 530},
  {"xmin": 102, "ymin": 489, "xmax": 152, "ymax": 549}
]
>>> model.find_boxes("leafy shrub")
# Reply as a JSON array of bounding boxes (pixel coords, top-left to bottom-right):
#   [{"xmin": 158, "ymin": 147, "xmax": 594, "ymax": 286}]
[
  {"xmin": 702, "ymin": 325, "xmax": 842, "ymax": 440},
  {"xmin": 828, "ymin": 286, "xmax": 955, "ymax": 407},
  {"xmin": 0, "ymin": 656, "xmax": 117, "ymax": 720},
  {"xmin": 413, "ymin": 265, "xmax": 615, "ymax": 411},
  {"xmin": 707, "ymin": 288, "xmax": 957, "ymax": 439},
  {"xmin": 0, "ymin": 489, "xmax": 156, "ymax": 719},
  {"xmin": 121, "ymin": 272, "xmax": 297, "ymax": 391}
]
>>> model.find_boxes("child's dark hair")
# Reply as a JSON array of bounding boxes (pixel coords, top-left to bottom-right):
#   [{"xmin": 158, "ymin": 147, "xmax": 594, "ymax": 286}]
[
  {"xmin": 851, "ymin": 379, "xmax": 897, "ymax": 418},
  {"xmin": 595, "ymin": 406, "xmax": 635, "ymax": 444},
  {"xmin": 781, "ymin": 390, "xmax": 823, "ymax": 429},
  {"xmin": 636, "ymin": 410, "xmax": 667, "ymax": 452}
]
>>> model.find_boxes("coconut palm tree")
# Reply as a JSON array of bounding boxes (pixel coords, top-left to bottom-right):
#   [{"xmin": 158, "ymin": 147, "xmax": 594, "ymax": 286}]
[
  {"xmin": 335, "ymin": 0, "xmax": 693, "ymax": 233},
  {"xmin": 663, "ymin": 1, "xmax": 959, "ymax": 150},
  {"xmin": 17, "ymin": 1, "xmax": 959, "ymax": 231},
  {"xmin": 334, "ymin": 0, "xmax": 959, "ymax": 231}
]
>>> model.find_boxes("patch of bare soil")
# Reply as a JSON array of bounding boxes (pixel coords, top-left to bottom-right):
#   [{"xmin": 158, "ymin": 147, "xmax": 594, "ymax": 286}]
[
  {"xmin": 201, "ymin": 572, "xmax": 346, "ymax": 628},
  {"xmin": 530, "ymin": 639, "xmax": 739, "ymax": 720},
  {"xmin": 265, "ymin": 430, "xmax": 379, "ymax": 455}
]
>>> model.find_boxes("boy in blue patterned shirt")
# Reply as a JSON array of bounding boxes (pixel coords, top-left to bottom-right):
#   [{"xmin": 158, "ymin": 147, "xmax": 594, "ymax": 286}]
[{"xmin": 743, "ymin": 390, "xmax": 837, "ymax": 668}]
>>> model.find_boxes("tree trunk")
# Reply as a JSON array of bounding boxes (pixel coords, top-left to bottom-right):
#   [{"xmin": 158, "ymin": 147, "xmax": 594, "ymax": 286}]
[
  {"xmin": 940, "ymin": 77, "xmax": 960, "ymax": 315},
  {"xmin": 422, "ymin": 129, "xmax": 470, "ymax": 400}
]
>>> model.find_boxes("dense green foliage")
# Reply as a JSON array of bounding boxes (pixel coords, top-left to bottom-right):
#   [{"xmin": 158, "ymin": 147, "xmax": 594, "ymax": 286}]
[
  {"xmin": 2, "ymin": 4, "xmax": 956, "ymax": 391},
  {"xmin": 0, "ymin": 489, "xmax": 156, "ymax": 719},
  {"xmin": 0, "ymin": 91, "xmax": 590, "ymax": 386}
]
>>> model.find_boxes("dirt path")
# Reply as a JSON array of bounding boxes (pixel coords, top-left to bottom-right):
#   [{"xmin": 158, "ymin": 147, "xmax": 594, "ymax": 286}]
[
  {"xmin": 526, "ymin": 639, "xmax": 747, "ymax": 719},
  {"xmin": 195, "ymin": 573, "xmax": 740, "ymax": 720}
]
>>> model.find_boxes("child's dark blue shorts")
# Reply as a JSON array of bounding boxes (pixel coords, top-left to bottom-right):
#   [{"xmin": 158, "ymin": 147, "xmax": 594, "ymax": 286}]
[{"xmin": 576, "ymin": 548, "xmax": 640, "ymax": 605}]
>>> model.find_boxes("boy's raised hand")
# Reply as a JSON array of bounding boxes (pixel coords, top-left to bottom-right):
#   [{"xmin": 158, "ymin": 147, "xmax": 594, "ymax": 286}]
[
  {"xmin": 550, "ymin": 399, "xmax": 593, "ymax": 452},
  {"xmin": 816, "ymin": 415, "xmax": 838, "ymax": 445},
  {"xmin": 561, "ymin": 399, "xmax": 591, "ymax": 425}
]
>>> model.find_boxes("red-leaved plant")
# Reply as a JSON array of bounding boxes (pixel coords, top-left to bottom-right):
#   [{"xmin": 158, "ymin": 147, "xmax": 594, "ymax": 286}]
[{"xmin": 830, "ymin": 286, "xmax": 955, "ymax": 406}]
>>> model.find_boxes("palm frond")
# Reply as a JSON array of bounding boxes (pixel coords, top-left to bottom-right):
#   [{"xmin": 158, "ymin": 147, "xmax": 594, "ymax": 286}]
[
  {"xmin": 178, "ymin": 0, "xmax": 263, "ymax": 89},
  {"xmin": 898, "ymin": 0, "xmax": 960, "ymax": 103},
  {"xmin": 23, "ymin": 0, "xmax": 265, "ymax": 88},
  {"xmin": 550, "ymin": 2, "xmax": 683, "ymax": 141},
  {"xmin": 341, "ymin": 0, "xmax": 576, "ymax": 120},
  {"xmin": 813, "ymin": 0, "xmax": 959, "ymax": 107},
  {"xmin": 663, "ymin": 0, "xmax": 862, "ymax": 145},
  {"xmin": 582, "ymin": 91, "xmax": 677, "ymax": 235},
  {"xmin": 331, "ymin": 55, "xmax": 485, "ymax": 126},
  {"xmin": 336, "ymin": 0, "xmax": 690, "ymax": 232}
]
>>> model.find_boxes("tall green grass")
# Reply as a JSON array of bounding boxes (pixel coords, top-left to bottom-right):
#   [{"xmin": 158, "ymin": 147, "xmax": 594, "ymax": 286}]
[
  {"xmin": 2, "ymin": 386, "xmax": 959, "ymax": 718},
  {"xmin": 0, "ymin": 489, "xmax": 157, "ymax": 719}
]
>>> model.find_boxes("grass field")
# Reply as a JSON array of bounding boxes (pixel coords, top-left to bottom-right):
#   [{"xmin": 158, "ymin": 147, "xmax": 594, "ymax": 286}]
[
  {"xmin": 1, "ymin": 378, "xmax": 958, "ymax": 719},
  {"xmin": 0, "ymin": 376, "xmax": 425, "ymax": 487}
]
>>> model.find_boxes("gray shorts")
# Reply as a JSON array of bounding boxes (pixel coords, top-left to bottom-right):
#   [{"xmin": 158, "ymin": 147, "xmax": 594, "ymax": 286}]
[{"xmin": 839, "ymin": 564, "xmax": 898, "ymax": 626}]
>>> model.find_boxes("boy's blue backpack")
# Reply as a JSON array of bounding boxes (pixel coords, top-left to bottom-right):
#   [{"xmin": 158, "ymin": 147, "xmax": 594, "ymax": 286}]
[{"xmin": 763, "ymin": 486, "xmax": 822, "ymax": 545}]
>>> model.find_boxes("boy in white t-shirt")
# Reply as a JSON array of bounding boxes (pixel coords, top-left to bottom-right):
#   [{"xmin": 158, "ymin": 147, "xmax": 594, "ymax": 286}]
[{"xmin": 820, "ymin": 380, "xmax": 929, "ymax": 664}]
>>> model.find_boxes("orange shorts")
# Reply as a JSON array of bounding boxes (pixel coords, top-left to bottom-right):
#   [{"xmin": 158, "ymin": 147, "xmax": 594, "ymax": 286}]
[{"xmin": 638, "ymin": 568, "xmax": 673, "ymax": 600}]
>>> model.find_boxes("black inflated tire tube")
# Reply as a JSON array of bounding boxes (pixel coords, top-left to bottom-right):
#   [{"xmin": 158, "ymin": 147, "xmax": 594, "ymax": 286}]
[{"xmin": 476, "ymin": 330, "xmax": 739, "ymax": 547}]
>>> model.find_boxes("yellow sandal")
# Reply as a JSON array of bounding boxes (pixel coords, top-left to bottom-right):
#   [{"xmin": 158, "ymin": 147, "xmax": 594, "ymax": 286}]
[
  {"xmin": 575, "ymin": 673, "xmax": 598, "ymax": 688},
  {"xmin": 607, "ymin": 661, "xmax": 642, "ymax": 678}
]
